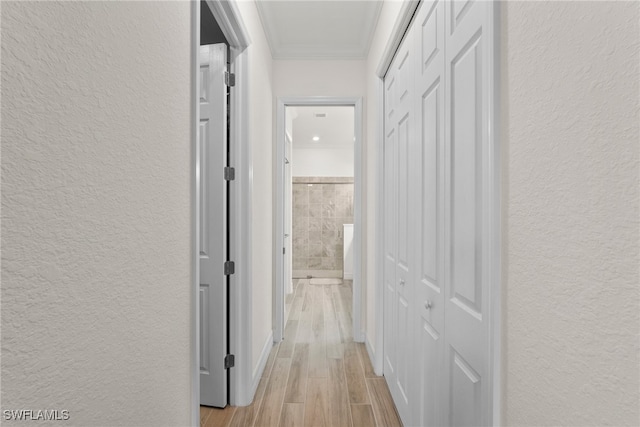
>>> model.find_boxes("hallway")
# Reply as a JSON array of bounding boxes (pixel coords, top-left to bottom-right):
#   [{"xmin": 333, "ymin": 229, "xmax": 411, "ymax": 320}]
[{"xmin": 201, "ymin": 279, "xmax": 402, "ymax": 427}]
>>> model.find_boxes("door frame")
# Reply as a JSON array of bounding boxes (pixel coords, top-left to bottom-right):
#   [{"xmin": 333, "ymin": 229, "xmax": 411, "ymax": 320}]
[
  {"xmin": 191, "ymin": 0, "xmax": 252, "ymax": 423},
  {"xmin": 275, "ymin": 97, "xmax": 365, "ymax": 344},
  {"xmin": 373, "ymin": 0, "xmax": 502, "ymax": 424}
]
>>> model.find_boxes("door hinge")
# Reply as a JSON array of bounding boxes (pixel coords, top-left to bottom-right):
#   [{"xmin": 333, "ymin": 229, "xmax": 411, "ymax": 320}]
[
  {"xmin": 224, "ymin": 167, "xmax": 235, "ymax": 181},
  {"xmin": 225, "ymin": 72, "xmax": 236, "ymax": 87},
  {"xmin": 224, "ymin": 354, "xmax": 235, "ymax": 369},
  {"xmin": 283, "ymin": 247, "xmax": 286, "ymax": 255},
  {"xmin": 224, "ymin": 261, "xmax": 235, "ymax": 275}
]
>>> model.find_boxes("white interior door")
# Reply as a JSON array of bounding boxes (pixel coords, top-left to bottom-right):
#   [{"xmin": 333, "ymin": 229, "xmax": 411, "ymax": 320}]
[
  {"xmin": 443, "ymin": 1, "xmax": 494, "ymax": 424},
  {"xmin": 199, "ymin": 43, "xmax": 228, "ymax": 408},
  {"xmin": 383, "ymin": 28, "xmax": 416, "ymax": 423},
  {"xmin": 413, "ymin": 1, "xmax": 446, "ymax": 425},
  {"xmin": 382, "ymin": 0, "xmax": 497, "ymax": 425}
]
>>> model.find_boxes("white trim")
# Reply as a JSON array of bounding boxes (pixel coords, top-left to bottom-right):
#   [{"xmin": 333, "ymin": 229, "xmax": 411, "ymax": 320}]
[
  {"xmin": 190, "ymin": 2, "xmax": 200, "ymax": 424},
  {"xmin": 205, "ymin": 0, "xmax": 251, "ymax": 49},
  {"xmin": 373, "ymin": 76, "xmax": 385, "ymax": 376},
  {"xmin": 489, "ymin": 2, "xmax": 502, "ymax": 425},
  {"xmin": 371, "ymin": 0, "xmax": 421, "ymax": 381},
  {"xmin": 228, "ymin": 46, "xmax": 253, "ymax": 407},
  {"xmin": 274, "ymin": 100, "xmax": 286, "ymax": 343},
  {"xmin": 375, "ymin": 0, "xmax": 421, "ymax": 78},
  {"xmin": 365, "ymin": 335, "xmax": 378, "ymax": 376},
  {"xmin": 251, "ymin": 330, "xmax": 274, "ymax": 395},
  {"xmin": 352, "ymin": 98, "xmax": 364, "ymax": 343},
  {"xmin": 275, "ymin": 97, "xmax": 365, "ymax": 346}
]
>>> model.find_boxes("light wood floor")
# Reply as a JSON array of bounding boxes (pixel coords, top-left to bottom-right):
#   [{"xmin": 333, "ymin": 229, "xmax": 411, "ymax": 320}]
[{"xmin": 201, "ymin": 279, "xmax": 403, "ymax": 427}]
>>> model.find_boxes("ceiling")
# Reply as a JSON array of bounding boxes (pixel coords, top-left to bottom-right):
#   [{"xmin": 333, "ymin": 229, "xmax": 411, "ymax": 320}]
[
  {"xmin": 255, "ymin": 1, "xmax": 383, "ymax": 59},
  {"xmin": 289, "ymin": 106, "xmax": 355, "ymax": 148}
]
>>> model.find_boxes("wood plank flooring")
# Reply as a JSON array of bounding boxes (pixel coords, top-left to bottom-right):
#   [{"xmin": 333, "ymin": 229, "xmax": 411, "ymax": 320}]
[{"xmin": 200, "ymin": 279, "xmax": 402, "ymax": 427}]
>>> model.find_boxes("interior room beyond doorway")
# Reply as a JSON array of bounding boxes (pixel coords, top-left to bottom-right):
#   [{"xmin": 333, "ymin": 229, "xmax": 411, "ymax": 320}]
[{"xmin": 285, "ymin": 105, "xmax": 355, "ymax": 322}]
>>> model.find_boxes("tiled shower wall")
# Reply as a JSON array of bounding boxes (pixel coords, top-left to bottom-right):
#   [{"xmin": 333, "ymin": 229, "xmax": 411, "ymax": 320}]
[{"xmin": 292, "ymin": 177, "xmax": 354, "ymax": 277}]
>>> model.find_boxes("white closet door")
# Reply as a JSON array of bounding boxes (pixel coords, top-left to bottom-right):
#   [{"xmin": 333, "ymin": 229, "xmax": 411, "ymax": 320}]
[
  {"xmin": 383, "ymin": 27, "xmax": 416, "ymax": 424},
  {"xmin": 383, "ymin": 0, "xmax": 497, "ymax": 426},
  {"xmin": 383, "ymin": 49, "xmax": 399, "ymax": 415},
  {"xmin": 413, "ymin": 0, "xmax": 446, "ymax": 425},
  {"xmin": 383, "ymin": 56, "xmax": 397, "ymax": 390},
  {"xmin": 443, "ymin": 1, "xmax": 495, "ymax": 425}
]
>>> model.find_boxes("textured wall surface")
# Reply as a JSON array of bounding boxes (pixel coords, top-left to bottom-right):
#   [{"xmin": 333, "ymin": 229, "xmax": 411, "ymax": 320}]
[
  {"xmin": 502, "ymin": 2, "xmax": 639, "ymax": 425},
  {"xmin": 292, "ymin": 179, "xmax": 354, "ymax": 275},
  {"xmin": 1, "ymin": 2, "xmax": 192, "ymax": 425}
]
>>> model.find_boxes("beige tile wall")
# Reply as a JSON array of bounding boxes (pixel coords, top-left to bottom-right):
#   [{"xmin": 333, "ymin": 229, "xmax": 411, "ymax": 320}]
[{"xmin": 292, "ymin": 177, "xmax": 353, "ymax": 276}]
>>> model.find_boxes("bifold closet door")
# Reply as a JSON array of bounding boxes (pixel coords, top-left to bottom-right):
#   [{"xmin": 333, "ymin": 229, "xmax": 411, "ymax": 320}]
[
  {"xmin": 383, "ymin": 25, "xmax": 417, "ymax": 424},
  {"xmin": 443, "ymin": 0, "xmax": 495, "ymax": 425},
  {"xmin": 412, "ymin": 0, "xmax": 446, "ymax": 426},
  {"xmin": 382, "ymin": 0, "xmax": 497, "ymax": 426}
]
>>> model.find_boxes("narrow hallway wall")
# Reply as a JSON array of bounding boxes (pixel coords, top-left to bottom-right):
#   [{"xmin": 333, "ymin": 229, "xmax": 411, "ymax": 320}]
[
  {"xmin": 1, "ymin": 2, "xmax": 192, "ymax": 424},
  {"xmin": 363, "ymin": 0, "xmax": 404, "ymax": 360},
  {"xmin": 502, "ymin": 2, "xmax": 639, "ymax": 424},
  {"xmin": 235, "ymin": 0, "xmax": 276, "ymax": 375}
]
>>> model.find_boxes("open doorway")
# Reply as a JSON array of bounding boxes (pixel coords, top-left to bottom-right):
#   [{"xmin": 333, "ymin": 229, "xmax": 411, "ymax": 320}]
[
  {"xmin": 195, "ymin": 0, "xmax": 251, "ymax": 421},
  {"xmin": 275, "ymin": 98, "xmax": 364, "ymax": 347},
  {"xmin": 287, "ymin": 105, "xmax": 355, "ymax": 316}
]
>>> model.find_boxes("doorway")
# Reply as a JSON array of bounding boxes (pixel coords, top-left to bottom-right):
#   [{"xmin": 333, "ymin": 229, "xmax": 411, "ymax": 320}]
[
  {"xmin": 275, "ymin": 98, "xmax": 364, "ymax": 346},
  {"xmin": 194, "ymin": 0, "xmax": 252, "ymax": 421}
]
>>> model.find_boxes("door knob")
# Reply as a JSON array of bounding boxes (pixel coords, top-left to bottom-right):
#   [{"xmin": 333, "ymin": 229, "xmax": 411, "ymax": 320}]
[
  {"xmin": 424, "ymin": 300, "xmax": 432, "ymax": 310},
  {"xmin": 399, "ymin": 279, "xmax": 405, "ymax": 286}
]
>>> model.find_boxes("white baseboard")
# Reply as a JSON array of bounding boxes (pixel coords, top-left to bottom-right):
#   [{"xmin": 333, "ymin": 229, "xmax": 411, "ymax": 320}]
[
  {"xmin": 250, "ymin": 330, "xmax": 274, "ymax": 400},
  {"xmin": 293, "ymin": 270, "xmax": 342, "ymax": 279},
  {"xmin": 365, "ymin": 335, "xmax": 382, "ymax": 376}
]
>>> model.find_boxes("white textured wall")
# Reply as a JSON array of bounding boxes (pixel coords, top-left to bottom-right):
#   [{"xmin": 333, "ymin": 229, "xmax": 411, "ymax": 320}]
[
  {"xmin": 1, "ymin": 2, "xmax": 191, "ymax": 425},
  {"xmin": 236, "ymin": 0, "xmax": 275, "ymax": 373},
  {"xmin": 292, "ymin": 147, "xmax": 354, "ymax": 177},
  {"xmin": 503, "ymin": 2, "xmax": 639, "ymax": 425},
  {"xmin": 273, "ymin": 60, "xmax": 367, "ymax": 98},
  {"xmin": 363, "ymin": 0, "xmax": 404, "ymax": 355}
]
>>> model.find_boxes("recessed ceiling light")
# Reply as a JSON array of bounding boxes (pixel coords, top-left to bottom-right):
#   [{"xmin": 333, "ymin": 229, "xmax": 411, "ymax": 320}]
[{"xmin": 312, "ymin": 136, "xmax": 320, "ymax": 142}]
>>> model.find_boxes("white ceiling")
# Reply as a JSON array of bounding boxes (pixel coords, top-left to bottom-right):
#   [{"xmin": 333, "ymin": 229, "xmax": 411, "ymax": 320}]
[
  {"xmin": 255, "ymin": 1, "xmax": 383, "ymax": 59},
  {"xmin": 289, "ymin": 106, "xmax": 355, "ymax": 148}
]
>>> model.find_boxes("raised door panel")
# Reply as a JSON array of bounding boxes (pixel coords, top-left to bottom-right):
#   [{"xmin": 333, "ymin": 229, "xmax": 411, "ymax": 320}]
[
  {"xmin": 450, "ymin": 30, "xmax": 483, "ymax": 320},
  {"xmin": 199, "ymin": 119, "xmax": 210, "ymax": 258},
  {"xmin": 444, "ymin": 1, "xmax": 493, "ymax": 425},
  {"xmin": 383, "ymin": 28, "xmax": 416, "ymax": 426},
  {"xmin": 450, "ymin": 348, "xmax": 482, "ymax": 427},
  {"xmin": 394, "ymin": 30, "xmax": 416, "ymax": 427},
  {"xmin": 383, "ymin": 70, "xmax": 398, "ymax": 383},
  {"xmin": 450, "ymin": 0, "xmax": 474, "ymax": 34},
  {"xmin": 414, "ymin": 1, "xmax": 446, "ymax": 426},
  {"xmin": 395, "ymin": 102, "xmax": 411, "ymax": 402},
  {"xmin": 383, "ymin": 129, "xmax": 397, "ymax": 379},
  {"xmin": 397, "ymin": 114, "xmax": 411, "ymax": 271}
]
